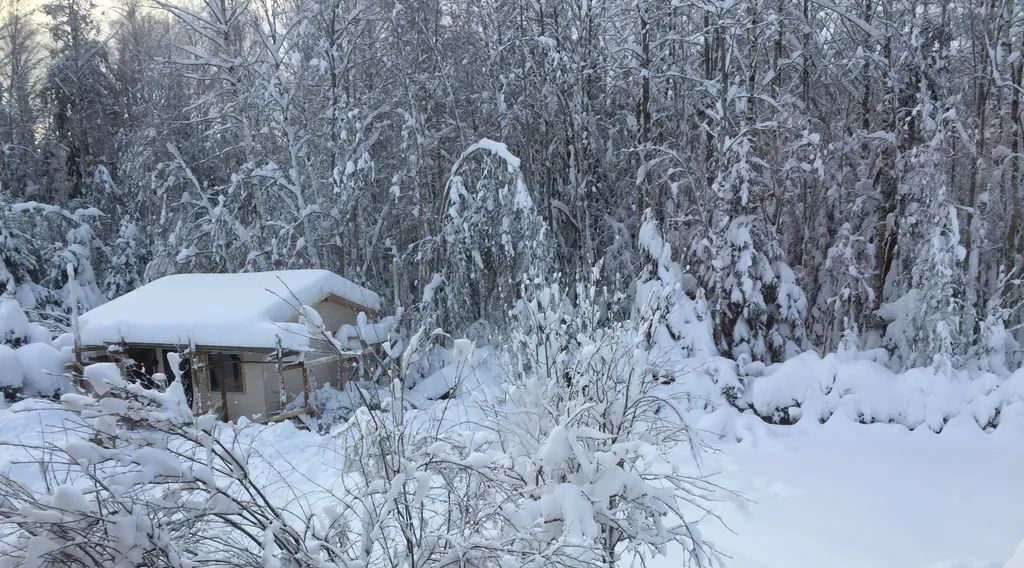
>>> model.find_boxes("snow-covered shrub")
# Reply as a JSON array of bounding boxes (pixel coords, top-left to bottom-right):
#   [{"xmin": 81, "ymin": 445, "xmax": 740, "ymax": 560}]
[
  {"xmin": 44, "ymin": 207, "xmax": 107, "ymax": 313},
  {"xmin": 463, "ymin": 274, "xmax": 723, "ymax": 567},
  {"xmin": 8, "ymin": 202, "xmax": 107, "ymax": 316},
  {"xmin": 878, "ymin": 119, "xmax": 966, "ymax": 373},
  {"xmin": 0, "ymin": 296, "xmax": 33, "ymax": 347},
  {"xmin": 0, "ymin": 344, "xmax": 25, "ymax": 399},
  {"xmin": 284, "ymin": 379, "xmax": 392, "ymax": 427},
  {"xmin": 880, "ymin": 194, "xmax": 964, "ymax": 372},
  {"xmin": 332, "ymin": 375, "xmax": 489, "ymax": 567},
  {"xmin": 637, "ymin": 210, "xmax": 740, "ymax": 406},
  {"xmin": 0, "ymin": 297, "xmax": 70, "ymax": 399},
  {"xmin": 17, "ymin": 342, "xmax": 70, "ymax": 397},
  {"xmin": 966, "ymin": 271, "xmax": 1022, "ymax": 374},
  {"xmin": 0, "ymin": 363, "xmax": 332, "ymax": 567},
  {"xmin": 740, "ymin": 351, "xmax": 1024, "ymax": 432},
  {"xmin": 637, "ymin": 210, "xmax": 718, "ymax": 363},
  {"xmin": 319, "ymin": 321, "xmax": 591, "ymax": 568}
]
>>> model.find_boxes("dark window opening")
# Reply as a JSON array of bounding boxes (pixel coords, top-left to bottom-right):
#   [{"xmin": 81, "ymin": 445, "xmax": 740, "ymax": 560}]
[
  {"xmin": 209, "ymin": 353, "xmax": 244, "ymax": 393},
  {"xmin": 124, "ymin": 348, "xmax": 158, "ymax": 389}
]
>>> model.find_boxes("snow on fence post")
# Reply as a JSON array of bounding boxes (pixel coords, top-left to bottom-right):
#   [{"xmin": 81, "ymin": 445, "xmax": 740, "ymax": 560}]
[
  {"xmin": 67, "ymin": 263, "xmax": 82, "ymax": 369},
  {"xmin": 275, "ymin": 338, "xmax": 286, "ymax": 413},
  {"xmin": 66, "ymin": 262, "xmax": 88, "ymax": 394},
  {"xmin": 190, "ymin": 351, "xmax": 202, "ymax": 414},
  {"xmin": 301, "ymin": 360, "xmax": 311, "ymax": 418}
]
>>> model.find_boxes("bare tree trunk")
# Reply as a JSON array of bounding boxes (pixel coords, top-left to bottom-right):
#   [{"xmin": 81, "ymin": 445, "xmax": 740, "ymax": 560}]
[{"xmin": 1006, "ymin": 11, "xmax": 1023, "ymax": 273}]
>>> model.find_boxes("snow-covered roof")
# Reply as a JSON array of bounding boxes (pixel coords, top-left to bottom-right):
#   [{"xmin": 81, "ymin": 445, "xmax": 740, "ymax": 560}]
[{"xmin": 79, "ymin": 270, "xmax": 381, "ymax": 351}]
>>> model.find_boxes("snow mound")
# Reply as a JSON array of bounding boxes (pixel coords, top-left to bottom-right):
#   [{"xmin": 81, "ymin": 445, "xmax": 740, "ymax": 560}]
[
  {"xmin": 0, "ymin": 297, "xmax": 31, "ymax": 346},
  {"xmin": 743, "ymin": 351, "xmax": 1024, "ymax": 432},
  {"xmin": 0, "ymin": 297, "xmax": 49, "ymax": 346},
  {"xmin": 408, "ymin": 345, "xmax": 500, "ymax": 405},
  {"xmin": 0, "ymin": 345, "xmax": 25, "ymax": 391},
  {"xmin": 16, "ymin": 343, "xmax": 70, "ymax": 397},
  {"xmin": 0, "ymin": 299, "xmax": 70, "ymax": 398}
]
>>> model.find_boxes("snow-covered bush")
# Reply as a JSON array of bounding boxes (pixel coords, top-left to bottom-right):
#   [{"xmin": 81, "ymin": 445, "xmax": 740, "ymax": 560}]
[
  {"xmin": 637, "ymin": 212, "xmax": 738, "ymax": 407},
  {"xmin": 0, "ymin": 297, "xmax": 70, "ymax": 399},
  {"xmin": 880, "ymin": 145, "xmax": 965, "ymax": 372},
  {"xmin": 5, "ymin": 202, "xmax": 107, "ymax": 317},
  {"xmin": 0, "ymin": 361, "xmax": 364, "ymax": 567},
  {"xmin": 0, "ymin": 344, "xmax": 25, "ymax": 399},
  {"xmin": 740, "ymin": 351, "xmax": 1024, "ymax": 432},
  {"xmin": 968, "ymin": 272, "xmax": 1023, "ymax": 374},
  {"xmin": 463, "ymin": 274, "xmax": 723, "ymax": 567},
  {"xmin": 0, "ymin": 296, "xmax": 34, "ymax": 347},
  {"xmin": 43, "ymin": 206, "xmax": 107, "ymax": 313},
  {"xmin": 16, "ymin": 343, "xmax": 70, "ymax": 397}
]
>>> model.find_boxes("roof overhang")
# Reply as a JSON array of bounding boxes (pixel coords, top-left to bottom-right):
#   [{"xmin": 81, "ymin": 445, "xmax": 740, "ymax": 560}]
[{"xmin": 77, "ymin": 341, "xmax": 283, "ymax": 355}]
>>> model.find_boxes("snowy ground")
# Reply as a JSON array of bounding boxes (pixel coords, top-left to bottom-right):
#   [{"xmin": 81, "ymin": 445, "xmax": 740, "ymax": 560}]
[
  {"xmin": 672, "ymin": 414, "xmax": 1024, "ymax": 568},
  {"xmin": 2, "ymin": 398, "xmax": 1020, "ymax": 568}
]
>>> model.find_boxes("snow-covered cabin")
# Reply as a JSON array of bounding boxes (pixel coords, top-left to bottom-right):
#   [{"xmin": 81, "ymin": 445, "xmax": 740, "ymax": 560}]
[{"xmin": 76, "ymin": 270, "xmax": 382, "ymax": 421}]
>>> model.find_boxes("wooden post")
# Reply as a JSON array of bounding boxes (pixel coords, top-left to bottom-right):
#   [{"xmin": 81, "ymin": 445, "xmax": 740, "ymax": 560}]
[
  {"xmin": 185, "ymin": 351, "xmax": 200, "ymax": 416},
  {"xmin": 67, "ymin": 264, "xmax": 85, "ymax": 388},
  {"xmin": 68, "ymin": 264, "xmax": 81, "ymax": 367},
  {"xmin": 301, "ymin": 361, "xmax": 311, "ymax": 413},
  {"xmin": 275, "ymin": 339, "xmax": 286, "ymax": 415},
  {"xmin": 218, "ymin": 355, "xmax": 230, "ymax": 422}
]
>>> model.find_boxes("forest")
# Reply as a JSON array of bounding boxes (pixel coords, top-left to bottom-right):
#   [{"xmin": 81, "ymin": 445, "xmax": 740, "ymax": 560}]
[
  {"xmin": 0, "ymin": 0, "xmax": 1023, "ymax": 566},
  {"xmin": 0, "ymin": 0, "xmax": 1020, "ymax": 373}
]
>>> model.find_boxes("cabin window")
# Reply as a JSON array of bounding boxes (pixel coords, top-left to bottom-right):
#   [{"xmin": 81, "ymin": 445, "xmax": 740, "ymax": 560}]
[
  {"xmin": 209, "ymin": 354, "xmax": 244, "ymax": 393},
  {"xmin": 124, "ymin": 348, "xmax": 159, "ymax": 388},
  {"xmin": 124, "ymin": 348, "xmax": 157, "ymax": 373}
]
